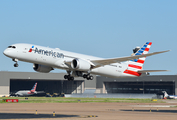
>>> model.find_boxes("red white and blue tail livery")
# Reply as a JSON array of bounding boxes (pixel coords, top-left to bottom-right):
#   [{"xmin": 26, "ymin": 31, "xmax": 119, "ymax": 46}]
[
  {"xmin": 124, "ymin": 42, "xmax": 152, "ymax": 77},
  {"xmin": 4, "ymin": 42, "xmax": 169, "ymax": 80},
  {"xmin": 30, "ymin": 82, "xmax": 37, "ymax": 93}
]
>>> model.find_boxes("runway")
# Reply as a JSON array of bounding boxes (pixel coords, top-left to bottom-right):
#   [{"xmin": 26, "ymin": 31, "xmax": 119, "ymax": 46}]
[{"xmin": 0, "ymin": 102, "xmax": 177, "ymax": 120}]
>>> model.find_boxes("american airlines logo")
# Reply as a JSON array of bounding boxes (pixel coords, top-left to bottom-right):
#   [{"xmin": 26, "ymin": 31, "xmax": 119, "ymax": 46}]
[
  {"xmin": 29, "ymin": 46, "xmax": 64, "ymax": 58},
  {"xmin": 28, "ymin": 46, "xmax": 34, "ymax": 52}
]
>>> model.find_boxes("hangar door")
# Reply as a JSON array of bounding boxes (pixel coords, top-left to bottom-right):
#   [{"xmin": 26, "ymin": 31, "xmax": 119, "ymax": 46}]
[
  {"xmin": 104, "ymin": 81, "xmax": 175, "ymax": 94},
  {"xmin": 10, "ymin": 79, "xmax": 84, "ymax": 96}
]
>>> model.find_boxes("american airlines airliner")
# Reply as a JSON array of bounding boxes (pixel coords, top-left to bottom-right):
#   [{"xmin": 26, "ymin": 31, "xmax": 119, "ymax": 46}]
[
  {"xmin": 3, "ymin": 42, "xmax": 169, "ymax": 81},
  {"xmin": 14, "ymin": 83, "xmax": 38, "ymax": 96},
  {"xmin": 162, "ymin": 91, "xmax": 177, "ymax": 99}
]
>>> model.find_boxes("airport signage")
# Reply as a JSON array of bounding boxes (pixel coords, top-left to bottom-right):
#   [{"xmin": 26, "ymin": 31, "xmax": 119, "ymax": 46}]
[{"xmin": 5, "ymin": 99, "xmax": 19, "ymax": 103}]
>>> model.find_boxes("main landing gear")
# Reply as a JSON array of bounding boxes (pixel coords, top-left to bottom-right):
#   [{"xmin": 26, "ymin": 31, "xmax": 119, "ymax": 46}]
[
  {"xmin": 64, "ymin": 75, "xmax": 74, "ymax": 81},
  {"xmin": 64, "ymin": 71, "xmax": 74, "ymax": 81},
  {"xmin": 13, "ymin": 58, "xmax": 19, "ymax": 67},
  {"xmin": 83, "ymin": 74, "xmax": 94, "ymax": 80},
  {"xmin": 64, "ymin": 71, "xmax": 94, "ymax": 81}
]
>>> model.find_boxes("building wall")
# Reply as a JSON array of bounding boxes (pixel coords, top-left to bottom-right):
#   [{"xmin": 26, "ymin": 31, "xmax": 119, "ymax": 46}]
[
  {"xmin": 0, "ymin": 72, "xmax": 10, "ymax": 96},
  {"xmin": 175, "ymin": 81, "xmax": 177, "ymax": 95},
  {"xmin": 97, "ymin": 75, "xmax": 177, "ymax": 95},
  {"xmin": 0, "ymin": 71, "xmax": 86, "ymax": 96},
  {"xmin": 0, "ymin": 86, "xmax": 9, "ymax": 97}
]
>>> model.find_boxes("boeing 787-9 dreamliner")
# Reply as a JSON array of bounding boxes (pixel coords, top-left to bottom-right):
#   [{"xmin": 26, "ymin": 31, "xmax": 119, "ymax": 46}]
[
  {"xmin": 3, "ymin": 42, "xmax": 169, "ymax": 81},
  {"xmin": 14, "ymin": 83, "xmax": 38, "ymax": 96}
]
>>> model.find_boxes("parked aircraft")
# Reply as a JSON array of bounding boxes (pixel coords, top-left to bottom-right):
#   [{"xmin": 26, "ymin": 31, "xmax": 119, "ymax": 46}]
[
  {"xmin": 13, "ymin": 82, "xmax": 43, "ymax": 96},
  {"xmin": 162, "ymin": 91, "xmax": 177, "ymax": 99},
  {"xmin": 3, "ymin": 42, "xmax": 169, "ymax": 81}
]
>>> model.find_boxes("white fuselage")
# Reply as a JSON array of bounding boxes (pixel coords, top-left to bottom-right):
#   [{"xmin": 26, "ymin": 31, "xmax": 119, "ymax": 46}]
[
  {"xmin": 168, "ymin": 95, "xmax": 177, "ymax": 99},
  {"xmin": 15, "ymin": 90, "xmax": 34, "ymax": 96},
  {"xmin": 3, "ymin": 43, "xmax": 131, "ymax": 78}
]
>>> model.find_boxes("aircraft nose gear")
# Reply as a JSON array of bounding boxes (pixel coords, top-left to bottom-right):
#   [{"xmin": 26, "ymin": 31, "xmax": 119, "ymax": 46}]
[
  {"xmin": 64, "ymin": 75, "xmax": 74, "ymax": 81},
  {"xmin": 12, "ymin": 58, "xmax": 19, "ymax": 67},
  {"xmin": 83, "ymin": 74, "xmax": 94, "ymax": 80}
]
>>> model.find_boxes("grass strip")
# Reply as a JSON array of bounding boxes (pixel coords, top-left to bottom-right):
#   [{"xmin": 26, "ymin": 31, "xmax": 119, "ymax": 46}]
[{"xmin": 0, "ymin": 97, "xmax": 165, "ymax": 103}]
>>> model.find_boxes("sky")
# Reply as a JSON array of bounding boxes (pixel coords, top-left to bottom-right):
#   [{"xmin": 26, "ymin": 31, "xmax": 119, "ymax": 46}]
[{"xmin": 0, "ymin": 1, "xmax": 176, "ymax": 75}]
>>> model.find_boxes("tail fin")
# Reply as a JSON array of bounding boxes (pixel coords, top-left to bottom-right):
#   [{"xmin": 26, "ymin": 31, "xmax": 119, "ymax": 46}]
[
  {"xmin": 30, "ymin": 82, "xmax": 37, "ymax": 93},
  {"xmin": 162, "ymin": 91, "xmax": 168, "ymax": 98},
  {"xmin": 124, "ymin": 42, "xmax": 152, "ymax": 76}
]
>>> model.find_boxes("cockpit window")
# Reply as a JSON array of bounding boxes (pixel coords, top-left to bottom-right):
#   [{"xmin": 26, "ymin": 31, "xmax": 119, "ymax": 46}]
[{"xmin": 8, "ymin": 46, "xmax": 16, "ymax": 49}]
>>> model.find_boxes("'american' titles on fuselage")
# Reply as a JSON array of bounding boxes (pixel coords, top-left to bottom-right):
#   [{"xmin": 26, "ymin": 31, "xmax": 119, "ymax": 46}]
[{"xmin": 32, "ymin": 46, "xmax": 64, "ymax": 58}]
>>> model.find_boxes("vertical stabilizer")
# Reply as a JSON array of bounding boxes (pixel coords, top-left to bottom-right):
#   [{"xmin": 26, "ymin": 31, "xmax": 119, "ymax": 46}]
[
  {"xmin": 124, "ymin": 42, "xmax": 152, "ymax": 76},
  {"xmin": 30, "ymin": 83, "xmax": 37, "ymax": 93},
  {"xmin": 162, "ymin": 91, "xmax": 168, "ymax": 98}
]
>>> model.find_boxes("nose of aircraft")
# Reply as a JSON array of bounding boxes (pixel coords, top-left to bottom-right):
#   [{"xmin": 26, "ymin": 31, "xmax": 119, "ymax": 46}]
[
  {"xmin": 3, "ymin": 49, "xmax": 9, "ymax": 56},
  {"xmin": 3, "ymin": 49, "xmax": 16, "ymax": 58}
]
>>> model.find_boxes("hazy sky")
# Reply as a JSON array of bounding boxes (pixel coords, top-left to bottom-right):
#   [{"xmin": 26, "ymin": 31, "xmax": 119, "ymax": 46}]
[{"xmin": 0, "ymin": 1, "xmax": 176, "ymax": 75}]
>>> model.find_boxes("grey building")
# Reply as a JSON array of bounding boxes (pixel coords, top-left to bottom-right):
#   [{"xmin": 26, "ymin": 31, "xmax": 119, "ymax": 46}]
[
  {"xmin": 0, "ymin": 71, "xmax": 176, "ymax": 97},
  {"xmin": 97, "ymin": 75, "xmax": 177, "ymax": 95}
]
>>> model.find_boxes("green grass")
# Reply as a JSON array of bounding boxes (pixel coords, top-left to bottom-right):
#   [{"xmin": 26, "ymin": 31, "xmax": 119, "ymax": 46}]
[{"xmin": 0, "ymin": 97, "xmax": 165, "ymax": 103}]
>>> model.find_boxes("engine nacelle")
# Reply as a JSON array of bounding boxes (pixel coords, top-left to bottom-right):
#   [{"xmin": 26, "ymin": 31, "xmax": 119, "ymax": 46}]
[
  {"xmin": 33, "ymin": 64, "xmax": 53, "ymax": 73},
  {"xmin": 71, "ymin": 58, "xmax": 91, "ymax": 71}
]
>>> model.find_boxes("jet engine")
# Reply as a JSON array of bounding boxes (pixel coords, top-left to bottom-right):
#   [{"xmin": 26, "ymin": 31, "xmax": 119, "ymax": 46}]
[
  {"xmin": 71, "ymin": 58, "xmax": 91, "ymax": 71},
  {"xmin": 33, "ymin": 64, "xmax": 53, "ymax": 73}
]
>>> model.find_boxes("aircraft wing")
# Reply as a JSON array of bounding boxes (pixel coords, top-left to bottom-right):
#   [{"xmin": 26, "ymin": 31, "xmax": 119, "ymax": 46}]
[
  {"xmin": 64, "ymin": 61, "xmax": 72, "ymax": 68},
  {"xmin": 15, "ymin": 92, "xmax": 23, "ymax": 96},
  {"xmin": 91, "ymin": 50, "xmax": 170, "ymax": 68}
]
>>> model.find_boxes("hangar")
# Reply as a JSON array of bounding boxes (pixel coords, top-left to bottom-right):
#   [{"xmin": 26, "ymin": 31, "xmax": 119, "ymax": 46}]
[{"xmin": 0, "ymin": 71, "xmax": 177, "ymax": 97}]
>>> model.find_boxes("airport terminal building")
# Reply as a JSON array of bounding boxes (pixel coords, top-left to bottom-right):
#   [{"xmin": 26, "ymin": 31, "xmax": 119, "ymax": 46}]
[{"xmin": 0, "ymin": 71, "xmax": 177, "ymax": 97}]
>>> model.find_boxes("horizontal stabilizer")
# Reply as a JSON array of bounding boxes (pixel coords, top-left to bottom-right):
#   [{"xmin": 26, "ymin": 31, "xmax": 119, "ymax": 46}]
[
  {"xmin": 137, "ymin": 70, "xmax": 169, "ymax": 73},
  {"xmin": 36, "ymin": 91, "xmax": 45, "ymax": 94}
]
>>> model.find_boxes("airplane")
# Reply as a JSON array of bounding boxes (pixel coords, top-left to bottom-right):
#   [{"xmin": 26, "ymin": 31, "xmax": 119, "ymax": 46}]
[
  {"xmin": 3, "ymin": 42, "xmax": 169, "ymax": 81},
  {"xmin": 12, "ymin": 82, "xmax": 44, "ymax": 96},
  {"xmin": 162, "ymin": 91, "xmax": 177, "ymax": 99}
]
